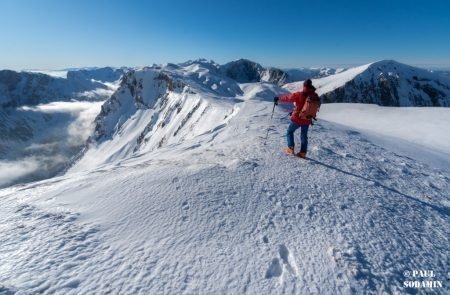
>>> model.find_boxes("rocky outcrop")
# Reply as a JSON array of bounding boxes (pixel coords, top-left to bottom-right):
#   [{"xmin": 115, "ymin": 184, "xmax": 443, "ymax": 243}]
[{"xmin": 220, "ymin": 59, "xmax": 288, "ymax": 86}]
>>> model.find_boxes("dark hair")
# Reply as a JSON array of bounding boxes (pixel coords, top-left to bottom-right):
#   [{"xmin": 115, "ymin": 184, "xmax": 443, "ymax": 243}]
[{"xmin": 303, "ymin": 79, "xmax": 313, "ymax": 88}]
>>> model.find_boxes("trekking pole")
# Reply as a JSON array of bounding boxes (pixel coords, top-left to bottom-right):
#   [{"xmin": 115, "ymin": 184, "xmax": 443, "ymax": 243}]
[
  {"xmin": 263, "ymin": 102, "xmax": 276, "ymax": 145},
  {"xmin": 306, "ymin": 118, "xmax": 316, "ymax": 149}
]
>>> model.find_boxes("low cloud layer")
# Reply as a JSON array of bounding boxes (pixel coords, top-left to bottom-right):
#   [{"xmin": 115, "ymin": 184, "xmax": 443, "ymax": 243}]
[
  {"xmin": 0, "ymin": 101, "xmax": 103, "ymax": 188},
  {"xmin": 0, "ymin": 158, "xmax": 40, "ymax": 187}
]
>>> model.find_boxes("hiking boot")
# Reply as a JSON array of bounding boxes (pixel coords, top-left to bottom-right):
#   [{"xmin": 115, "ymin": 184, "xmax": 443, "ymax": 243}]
[
  {"xmin": 284, "ymin": 146, "xmax": 295, "ymax": 155},
  {"xmin": 296, "ymin": 152, "xmax": 307, "ymax": 159}
]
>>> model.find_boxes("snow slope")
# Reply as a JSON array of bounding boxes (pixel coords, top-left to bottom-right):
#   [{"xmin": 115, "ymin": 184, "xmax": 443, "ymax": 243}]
[{"xmin": 1, "ymin": 101, "xmax": 449, "ymax": 293}]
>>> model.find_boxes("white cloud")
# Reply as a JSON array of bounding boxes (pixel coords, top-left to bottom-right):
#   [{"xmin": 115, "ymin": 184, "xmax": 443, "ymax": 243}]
[
  {"xmin": 1, "ymin": 101, "xmax": 104, "ymax": 187},
  {"xmin": 19, "ymin": 101, "xmax": 103, "ymax": 114},
  {"xmin": 0, "ymin": 158, "xmax": 40, "ymax": 187}
]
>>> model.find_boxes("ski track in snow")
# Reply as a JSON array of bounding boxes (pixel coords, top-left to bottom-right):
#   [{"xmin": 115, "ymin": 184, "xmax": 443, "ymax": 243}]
[{"xmin": 0, "ymin": 101, "xmax": 449, "ymax": 294}]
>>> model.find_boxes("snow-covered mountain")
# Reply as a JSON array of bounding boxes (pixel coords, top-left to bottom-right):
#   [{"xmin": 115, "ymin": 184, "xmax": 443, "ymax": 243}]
[{"xmin": 285, "ymin": 60, "xmax": 450, "ymax": 106}]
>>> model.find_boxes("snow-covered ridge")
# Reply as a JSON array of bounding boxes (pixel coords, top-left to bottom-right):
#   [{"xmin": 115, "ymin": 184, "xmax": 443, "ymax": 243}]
[
  {"xmin": 285, "ymin": 60, "xmax": 450, "ymax": 106},
  {"xmin": 70, "ymin": 64, "xmax": 240, "ymax": 171}
]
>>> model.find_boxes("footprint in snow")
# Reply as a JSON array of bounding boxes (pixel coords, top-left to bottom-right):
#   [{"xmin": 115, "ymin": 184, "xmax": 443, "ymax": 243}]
[
  {"xmin": 265, "ymin": 258, "xmax": 282, "ymax": 278},
  {"xmin": 279, "ymin": 244, "xmax": 298, "ymax": 276},
  {"xmin": 265, "ymin": 244, "xmax": 298, "ymax": 279}
]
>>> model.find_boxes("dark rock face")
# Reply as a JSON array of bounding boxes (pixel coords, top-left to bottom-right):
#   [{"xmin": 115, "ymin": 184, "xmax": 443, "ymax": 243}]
[
  {"xmin": 220, "ymin": 59, "xmax": 288, "ymax": 86},
  {"xmin": 264, "ymin": 68, "xmax": 289, "ymax": 85},
  {"xmin": 220, "ymin": 59, "xmax": 263, "ymax": 83},
  {"xmin": 93, "ymin": 69, "xmax": 186, "ymax": 142},
  {"xmin": 0, "ymin": 71, "xmax": 59, "ymax": 107}
]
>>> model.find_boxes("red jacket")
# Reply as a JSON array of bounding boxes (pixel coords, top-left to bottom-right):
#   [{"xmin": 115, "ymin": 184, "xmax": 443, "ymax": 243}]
[{"xmin": 279, "ymin": 86, "xmax": 317, "ymax": 125}]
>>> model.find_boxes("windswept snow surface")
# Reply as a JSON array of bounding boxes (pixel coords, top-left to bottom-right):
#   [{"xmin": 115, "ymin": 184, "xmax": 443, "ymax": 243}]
[{"xmin": 0, "ymin": 97, "xmax": 449, "ymax": 293}]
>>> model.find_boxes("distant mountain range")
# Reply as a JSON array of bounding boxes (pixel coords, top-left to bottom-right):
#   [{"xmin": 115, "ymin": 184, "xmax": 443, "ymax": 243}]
[{"xmin": 0, "ymin": 67, "xmax": 126, "ymax": 108}]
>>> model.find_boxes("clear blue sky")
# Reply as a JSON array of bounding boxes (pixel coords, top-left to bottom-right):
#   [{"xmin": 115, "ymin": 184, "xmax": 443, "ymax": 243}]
[{"xmin": 1, "ymin": 0, "xmax": 449, "ymax": 70}]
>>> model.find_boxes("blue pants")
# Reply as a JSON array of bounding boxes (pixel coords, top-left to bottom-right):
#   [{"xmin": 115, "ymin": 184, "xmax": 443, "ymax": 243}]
[{"xmin": 286, "ymin": 122, "xmax": 309, "ymax": 153}]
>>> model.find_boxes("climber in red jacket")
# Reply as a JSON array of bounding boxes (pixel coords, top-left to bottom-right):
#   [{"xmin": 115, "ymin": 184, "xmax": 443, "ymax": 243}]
[{"xmin": 274, "ymin": 79, "xmax": 320, "ymax": 158}]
